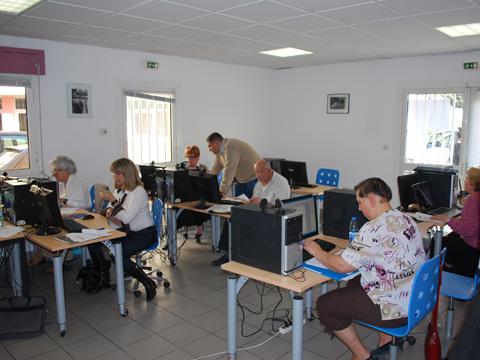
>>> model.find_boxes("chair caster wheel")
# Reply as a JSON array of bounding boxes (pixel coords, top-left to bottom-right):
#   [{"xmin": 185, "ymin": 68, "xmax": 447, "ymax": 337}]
[
  {"xmin": 134, "ymin": 290, "xmax": 142, "ymax": 298},
  {"xmin": 407, "ymin": 336, "xmax": 416, "ymax": 345},
  {"xmin": 60, "ymin": 330, "xmax": 66, "ymax": 337},
  {"xmin": 121, "ymin": 309, "xmax": 128, "ymax": 317},
  {"xmin": 156, "ymin": 271, "xmax": 163, "ymax": 277},
  {"xmin": 307, "ymin": 316, "xmax": 314, "ymax": 321},
  {"xmin": 163, "ymin": 281, "xmax": 170, "ymax": 288}
]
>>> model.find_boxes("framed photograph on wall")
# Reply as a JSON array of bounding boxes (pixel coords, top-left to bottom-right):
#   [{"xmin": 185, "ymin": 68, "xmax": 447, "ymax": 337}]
[
  {"xmin": 327, "ymin": 93, "xmax": 350, "ymax": 114},
  {"xmin": 67, "ymin": 83, "xmax": 92, "ymax": 118}
]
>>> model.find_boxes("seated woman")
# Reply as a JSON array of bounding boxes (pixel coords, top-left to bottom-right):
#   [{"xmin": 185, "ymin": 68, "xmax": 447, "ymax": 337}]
[
  {"xmin": 177, "ymin": 145, "xmax": 210, "ymax": 241},
  {"xmin": 304, "ymin": 178, "xmax": 425, "ymax": 360},
  {"xmin": 432, "ymin": 167, "xmax": 480, "ymax": 277},
  {"xmin": 88, "ymin": 158, "xmax": 157, "ymax": 300},
  {"xmin": 50, "ymin": 155, "xmax": 89, "ymax": 208}
]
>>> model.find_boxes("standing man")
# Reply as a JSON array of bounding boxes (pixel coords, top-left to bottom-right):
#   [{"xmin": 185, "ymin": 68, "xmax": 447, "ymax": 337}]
[
  {"xmin": 212, "ymin": 159, "xmax": 290, "ymax": 266},
  {"xmin": 206, "ymin": 132, "xmax": 261, "ymax": 198}
]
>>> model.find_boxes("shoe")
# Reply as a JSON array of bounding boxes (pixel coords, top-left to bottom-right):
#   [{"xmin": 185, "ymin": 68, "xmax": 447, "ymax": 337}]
[
  {"xmin": 366, "ymin": 354, "xmax": 379, "ymax": 360},
  {"xmin": 212, "ymin": 254, "xmax": 229, "ymax": 266},
  {"xmin": 195, "ymin": 233, "xmax": 202, "ymax": 243},
  {"xmin": 127, "ymin": 266, "xmax": 157, "ymax": 301}
]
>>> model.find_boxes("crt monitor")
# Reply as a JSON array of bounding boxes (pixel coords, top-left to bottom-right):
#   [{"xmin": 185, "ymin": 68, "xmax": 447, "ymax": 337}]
[
  {"xmin": 32, "ymin": 185, "xmax": 63, "ymax": 235},
  {"xmin": 411, "ymin": 180, "xmax": 435, "ymax": 212},
  {"xmin": 189, "ymin": 173, "xmax": 222, "ymax": 203},
  {"xmin": 139, "ymin": 164, "xmax": 161, "ymax": 195},
  {"xmin": 282, "ymin": 195, "xmax": 318, "ymax": 239},
  {"xmin": 280, "ymin": 160, "xmax": 309, "ymax": 186}
]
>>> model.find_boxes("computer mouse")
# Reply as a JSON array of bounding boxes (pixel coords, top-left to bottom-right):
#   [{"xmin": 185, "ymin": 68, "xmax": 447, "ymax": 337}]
[{"xmin": 82, "ymin": 214, "xmax": 94, "ymax": 220}]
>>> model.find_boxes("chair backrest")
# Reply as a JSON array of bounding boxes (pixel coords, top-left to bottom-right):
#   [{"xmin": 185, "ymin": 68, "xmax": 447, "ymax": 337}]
[
  {"xmin": 151, "ymin": 198, "xmax": 163, "ymax": 245},
  {"xmin": 316, "ymin": 168, "xmax": 340, "ymax": 186},
  {"xmin": 89, "ymin": 185, "xmax": 95, "ymax": 212},
  {"xmin": 405, "ymin": 249, "xmax": 444, "ymax": 332}
]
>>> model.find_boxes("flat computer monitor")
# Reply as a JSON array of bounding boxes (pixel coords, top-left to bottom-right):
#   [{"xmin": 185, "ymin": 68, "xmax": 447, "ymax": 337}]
[
  {"xmin": 33, "ymin": 186, "xmax": 63, "ymax": 235},
  {"xmin": 280, "ymin": 160, "xmax": 308, "ymax": 187},
  {"xmin": 411, "ymin": 180, "xmax": 435, "ymax": 212},
  {"xmin": 283, "ymin": 195, "xmax": 318, "ymax": 239},
  {"xmin": 397, "ymin": 173, "xmax": 420, "ymax": 211},
  {"xmin": 189, "ymin": 173, "xmax": 222, "ymax": 203}
]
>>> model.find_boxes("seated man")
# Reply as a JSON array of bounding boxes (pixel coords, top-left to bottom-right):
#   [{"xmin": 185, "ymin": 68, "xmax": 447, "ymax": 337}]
[
  {"xmin": 304, "ymin": 178, "xmax": 426, "ymax": 360},
  {"xmin": 212, "ymin": 159, "xmax": 290, "ymax": 266}
]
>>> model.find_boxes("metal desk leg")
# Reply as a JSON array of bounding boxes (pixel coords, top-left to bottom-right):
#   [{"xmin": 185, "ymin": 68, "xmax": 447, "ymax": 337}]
[
  {"xmin": 320, "ymin": 282, "xmax": 329, "ymax": 295},
  {"xmin": 433, "ymin": 228, "xmax": 443, "ymax": 257},
  {"xmin": 305, "ymin": 289, "xmax": 314, "ymax": 321},
  {"xmin": 11, "ymin": 241, "xmax": 23, "ymax": 296},
  {"xmin": 292, "ymin": 294, "xmax": 304, "ymax": 360},
  {"xmin": 113, "ymin": 242, "xmax": 127, "ymax": 316},
  {"xmin": 211, "ymin": 216, "xmax": 220, "ymax": 251},
  {"xmin": 166, "ymin": 207, "xmax": 177, "ymax": 265},
  {"xmin": 53, "ymin": 251, "xmax": 67, "ymax": 336},
  {"xmin": 227, "ymin": 274, "xmax": 238, "ymax": 360},
  {"xmin": 81, "ymin": 247, "xmax": 88, "ymax": 267}
]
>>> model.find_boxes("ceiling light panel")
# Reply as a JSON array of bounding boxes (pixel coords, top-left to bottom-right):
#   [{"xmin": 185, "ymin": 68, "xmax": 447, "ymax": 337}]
[{"xmin": 0, "ymin": 0, "xmax": 42, "ymax": 14}]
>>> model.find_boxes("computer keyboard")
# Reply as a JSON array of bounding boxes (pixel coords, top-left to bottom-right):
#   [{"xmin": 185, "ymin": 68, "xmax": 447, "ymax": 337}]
[
  {"xmin": 63, "ymin": 218, "xmax": 87, "ymax": 233},
  {"xmin": 313, "ymin": 239, "xmax": 336, "ymax": 252}
]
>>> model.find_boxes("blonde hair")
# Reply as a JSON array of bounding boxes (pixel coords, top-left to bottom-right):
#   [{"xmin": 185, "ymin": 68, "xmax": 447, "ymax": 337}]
[
  {"xmin": 467, "ymin": 167, "xmax": 480, "ymax": 192},
  {"xmin": 110, "ymin": 158, "xmax": 142, "ymax": 191},
  {"xmin": 184, "ymin": 145, "xmax": 200, "ymax": 158}
]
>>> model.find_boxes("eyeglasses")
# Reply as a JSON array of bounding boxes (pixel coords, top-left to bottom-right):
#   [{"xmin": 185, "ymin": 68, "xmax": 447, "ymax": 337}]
[
  {"xmin": 52, "ymin": 168, "xmax": 65, "ymax": 173},
  {"xmin": 185, "ymin": 155, "xmax": 198, "ymax": 159}
]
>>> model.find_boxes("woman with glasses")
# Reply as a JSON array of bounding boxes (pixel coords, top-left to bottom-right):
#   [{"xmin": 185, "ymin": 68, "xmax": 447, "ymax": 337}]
[
  {"xmin": 177, "ymin": 145, "xmax": 210, "ymax": 242},
  {"xmin": 50, "ymin": 155, "xmax": 89, "ymax": 208}
]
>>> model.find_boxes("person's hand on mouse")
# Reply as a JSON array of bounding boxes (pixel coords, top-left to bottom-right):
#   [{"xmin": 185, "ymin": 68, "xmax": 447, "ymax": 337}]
[{"xmin": 99, "ymin": 191, "xmax": 115, "ymax": 203}]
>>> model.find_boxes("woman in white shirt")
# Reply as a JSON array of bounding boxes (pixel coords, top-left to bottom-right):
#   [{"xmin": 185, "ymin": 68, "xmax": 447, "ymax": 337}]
[
  {"xmin": 50, "ymin": 156, "xmax": 89, "ymax": 208},
  {"xmin": 90, "ymin": 158, "xmax": 157, "ymax": 300}
]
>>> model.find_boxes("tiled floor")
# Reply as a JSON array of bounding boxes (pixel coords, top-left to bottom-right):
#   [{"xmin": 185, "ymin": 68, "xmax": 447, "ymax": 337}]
[{"xmin": 0, "ymin": 228, "xmax": 469, "ymax": 360}]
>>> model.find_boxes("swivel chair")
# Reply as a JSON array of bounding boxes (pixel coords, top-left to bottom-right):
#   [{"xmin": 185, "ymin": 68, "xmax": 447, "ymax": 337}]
[
  {"xmin": 356, "ymin": 250, "xmax": 444, "ymax": 360},
  {"xmin": 132, "ymin": 198, "xmax": 170, "ymax": 297},
  {"xmin": 315, "ymin": 168, "xmax": 340, "ymax": 187},
  {"xmin": 440, "ymin": 261, "xmax": 480, "ymax": 338}
]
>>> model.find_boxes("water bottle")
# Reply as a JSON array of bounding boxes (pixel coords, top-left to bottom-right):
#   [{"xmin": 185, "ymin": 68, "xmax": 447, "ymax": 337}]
[{"xmin": 348, "ymin": 216, "xmax": 359, "ymax": 241}]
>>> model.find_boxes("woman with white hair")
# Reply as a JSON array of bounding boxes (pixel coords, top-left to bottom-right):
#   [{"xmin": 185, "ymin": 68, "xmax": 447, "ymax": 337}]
[{"xmin": 50, "ymin": 155, "xmax": 89, "ymax": 208}]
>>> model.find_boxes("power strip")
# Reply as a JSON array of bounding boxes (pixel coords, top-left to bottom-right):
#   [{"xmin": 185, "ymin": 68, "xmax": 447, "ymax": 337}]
[{"xmin": 278, "ymin": 319, "xmax": 306, "ymax": 335}]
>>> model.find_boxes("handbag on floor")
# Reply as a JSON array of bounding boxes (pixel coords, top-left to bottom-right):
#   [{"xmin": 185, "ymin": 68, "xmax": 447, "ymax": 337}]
[{"xmin": 0, "ymin": 296, "xmax": 48, "ymax": 339}]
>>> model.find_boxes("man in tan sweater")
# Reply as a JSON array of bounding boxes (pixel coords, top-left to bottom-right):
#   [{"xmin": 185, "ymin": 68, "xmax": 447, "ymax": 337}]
[{"xmin": 207, "ymin": 132, "xmax": 261, "ymax": 198}]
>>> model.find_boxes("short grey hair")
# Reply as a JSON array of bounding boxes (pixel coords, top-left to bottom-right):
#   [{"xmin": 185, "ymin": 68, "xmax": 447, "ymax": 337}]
[{"xmin": 49, "ymin": 155, "xmax": 77, "ymax": 174}]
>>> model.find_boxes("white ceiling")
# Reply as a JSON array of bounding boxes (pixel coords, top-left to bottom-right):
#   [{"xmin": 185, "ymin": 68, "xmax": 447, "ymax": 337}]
[{"xmin": 1, "ymin": 0, "xmax": 480, "ymax": 69}]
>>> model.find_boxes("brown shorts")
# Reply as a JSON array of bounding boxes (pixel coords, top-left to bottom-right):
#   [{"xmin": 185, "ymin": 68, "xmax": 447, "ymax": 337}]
[{"xmin": 316, "ymin": 276, "xmax": 407, "ymax": 331}]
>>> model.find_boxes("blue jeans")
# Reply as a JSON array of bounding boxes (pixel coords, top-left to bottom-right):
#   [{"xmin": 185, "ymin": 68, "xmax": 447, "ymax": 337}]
[{"xmin": 234, "ymin": 178, "xmax": 257, "ymax": 198}]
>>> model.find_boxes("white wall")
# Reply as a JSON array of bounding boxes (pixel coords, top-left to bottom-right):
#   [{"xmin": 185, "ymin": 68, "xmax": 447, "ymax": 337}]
[
  {"xmin": 0, "ymin": 35, "xmax": 275, "ymax": 186},
  {"xmin": 272, "ymin": 51, "xmax": 480, "ymax": 204}
]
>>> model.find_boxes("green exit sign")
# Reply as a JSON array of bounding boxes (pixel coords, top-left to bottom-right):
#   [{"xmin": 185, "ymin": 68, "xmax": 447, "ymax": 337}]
[
  {"xmin": 463, "ymin": 62, "xmax": 478, "ymax": 69},
  {"xmin": 146, "ymin": 61, "xmax": 158, "ymax": 69}
]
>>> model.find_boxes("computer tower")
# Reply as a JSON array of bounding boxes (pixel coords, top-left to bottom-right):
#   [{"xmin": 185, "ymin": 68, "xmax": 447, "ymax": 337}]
[
  {"xmin": 3, "ymin": 178, "xmax": 57, "ymax": 226},
  {"xmin": 157, "ymin": 168, "xmax": 192, "ymax": 203},
  {"xmin": 231, "ymin": 203, "xmax": 303, "ymax": 275},
  {"xmin": 323, "ymin": 188, "xmax": 368, "ymax": 240}
]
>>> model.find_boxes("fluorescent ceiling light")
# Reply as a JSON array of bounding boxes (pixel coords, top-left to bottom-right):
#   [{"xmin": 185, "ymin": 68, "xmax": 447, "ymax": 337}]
[
  {"xmin": 260, "ymin": 47, "xmax": 313, "ymax": 58},
  {"xmin": 436, "ymin": 23, "xmax": 480, "ymax": 37},
  {"xmin": 0, "ymin": 0, "xmax": 42, "ymax": 14}
]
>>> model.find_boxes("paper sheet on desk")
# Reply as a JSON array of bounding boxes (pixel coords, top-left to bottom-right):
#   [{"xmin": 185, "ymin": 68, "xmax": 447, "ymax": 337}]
[
  {"xmin": 60, "ymin": 207, "xmax": 83, "ymax": 215},
  {"xmin": 222, "ymin": 194, "xmax": 249, "ymax": 203},
  {"xmin": 0, "ymin": 225, "xmax": 23, "ymax": 238},
  {"xmin": 208, "ymin": 204, "xmax": 233, "ymax": 214},
  {"xmin": 65, "ymin": 230, "xmax": 111, "ymax": 243},
  {"xmin": 303, "ymin": 258, "xmax": 359, "ymax": 281}
]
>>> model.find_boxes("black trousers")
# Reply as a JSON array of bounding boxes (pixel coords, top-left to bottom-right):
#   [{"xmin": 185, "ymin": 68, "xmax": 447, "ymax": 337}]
[
  {"xmin": 88, "ymin": 225, "xmax": 156, "ymax": 272},
  {"xmin": 442, "ymin": 232, "xmax": 480, "ymax": 277}
]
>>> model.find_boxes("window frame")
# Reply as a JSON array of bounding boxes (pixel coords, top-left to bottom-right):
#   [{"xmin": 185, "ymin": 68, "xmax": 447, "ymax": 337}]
[
  {"xmin": 400, "ymin": 87, "xmax": 467, "ymax": 175},
  {"xmin": 121, "ymin": 85, "xmax": 177, "ymax": 167},
  {"xmin": 0, "ymin": 74, "xmax": 43, "ymax": 177}
]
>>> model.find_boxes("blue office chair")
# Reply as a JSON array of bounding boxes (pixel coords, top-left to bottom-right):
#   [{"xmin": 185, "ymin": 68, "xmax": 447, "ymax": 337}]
[
  {"xmin": 356, "ymin": 250, "xmax": 444, "ymax": 360},
  {"xmin": 132, "ymin": 198, "xmax": 170, "ymax": 297},
  {"xmin": 315, "ymin": 168, "xmax": 340, "ymax": 187},
  {"xmin": 89, "ymin": 185, "xmax": 95, "ymax": 212},
  {"xmin": 440, "ymin": 262, "xmax": 480, "ymax": 338}
]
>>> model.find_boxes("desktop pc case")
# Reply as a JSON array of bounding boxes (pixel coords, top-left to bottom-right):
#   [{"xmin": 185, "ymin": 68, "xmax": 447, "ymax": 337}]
[
  {"xmin": 231, "ymin": 204, "xmax": 303, "ymax": 275},
  {"xmin": 3, "ymin": 179, "xmax": 57, "ymax": 226},
  {"xmin": 323, "ymin": 188, "xmax": 368, "ymax": 240}
]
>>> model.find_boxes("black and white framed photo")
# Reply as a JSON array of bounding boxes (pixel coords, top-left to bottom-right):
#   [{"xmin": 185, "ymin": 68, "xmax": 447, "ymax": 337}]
[
  {"xmin": 327, "ymin": 93, "xmax": 350, "ymax": 114},
  {"xmin": 67, "ymin": 83, "xmax": 92, "ymax": 118}
]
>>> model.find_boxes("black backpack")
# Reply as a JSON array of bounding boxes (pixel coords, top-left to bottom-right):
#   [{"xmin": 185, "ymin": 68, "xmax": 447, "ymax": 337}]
[{"xmin": 76, "ymin": 260, "xmax": 110, "ymax": 294}]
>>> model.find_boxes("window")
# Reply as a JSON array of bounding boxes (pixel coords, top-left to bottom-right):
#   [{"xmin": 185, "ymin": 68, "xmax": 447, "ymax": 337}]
[
  {"xmin": 401, "ymin": 88, "xmax": 480, "ymax": 176},
  {"xmin": 15, "ymin": 98, "xmax": 26, "ymax": 109},
  {"xmin": 124, "ymin": 90, "xmax": 175, "ymax": 165}
]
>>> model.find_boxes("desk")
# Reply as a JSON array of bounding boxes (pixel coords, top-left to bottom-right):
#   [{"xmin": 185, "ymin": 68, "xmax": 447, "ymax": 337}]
[
  {"xmin": 26, "ymin": 213, "xmax": 126, "ymax": 336},
  {"xmin": 0, "ymin": 226, "xmax": 26, "ymax": 296},
  {"xmin": 166, "ymin": 201, "xmax": 231, "ymax": 266},
  {"xmin": 221, "ymin": 235, "xmax": 348, "ymax": 360}
]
